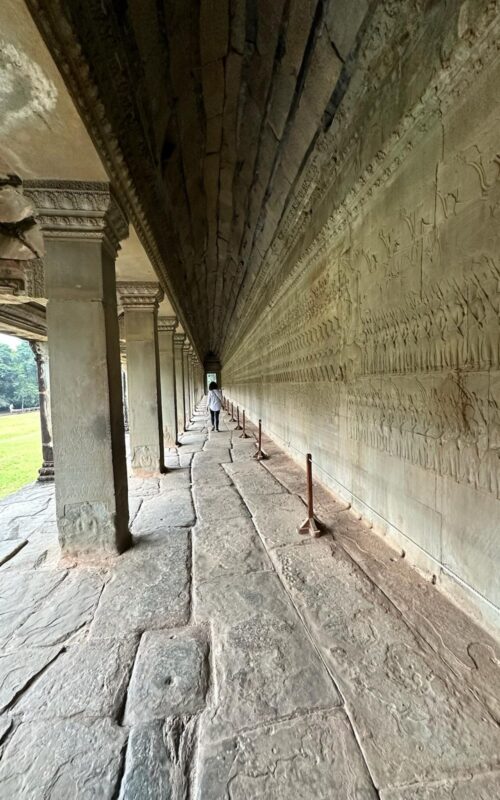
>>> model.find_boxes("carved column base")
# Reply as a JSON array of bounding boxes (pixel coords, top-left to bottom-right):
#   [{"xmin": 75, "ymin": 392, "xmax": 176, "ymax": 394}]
[{"xmin": 38, "ymin": 460, "xmax": 55, "ymax": 482}]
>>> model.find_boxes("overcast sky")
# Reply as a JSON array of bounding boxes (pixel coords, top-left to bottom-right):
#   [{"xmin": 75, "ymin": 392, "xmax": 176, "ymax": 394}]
[{"xmin": 0, "ymin": 333, "xmax": 21, "ymax": 349}]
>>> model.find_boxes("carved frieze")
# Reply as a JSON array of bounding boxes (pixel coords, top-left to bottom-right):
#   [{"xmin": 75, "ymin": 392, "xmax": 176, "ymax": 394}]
[
  {"xmin": 157, "ymin": 316, "xmax": 178, "ymax": 333},
  {"xmin": 117, "ymin": 282, "xmax": 163, "ymax": 311},
  {"xmin": 23, "ymin": 180, "xmax": 128, "ymax": 256}
]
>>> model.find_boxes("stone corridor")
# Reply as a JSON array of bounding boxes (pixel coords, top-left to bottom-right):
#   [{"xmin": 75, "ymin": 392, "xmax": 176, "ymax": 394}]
[{"xmin": 0, "ymin": 402, "xmax": 499, "ymax": 799}]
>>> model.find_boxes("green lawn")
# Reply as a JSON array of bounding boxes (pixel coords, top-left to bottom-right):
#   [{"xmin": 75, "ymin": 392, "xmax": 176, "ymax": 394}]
[{"xmin": 0, "ymin": 411, "xmax": 42, "ymax": 499}]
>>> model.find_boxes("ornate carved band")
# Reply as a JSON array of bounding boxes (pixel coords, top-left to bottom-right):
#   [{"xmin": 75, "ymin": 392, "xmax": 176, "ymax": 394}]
[
  {"xmin": 157, "ymin": 316, "xmax": 178, "ymax": 333},
  {"xmin": 0, "ymin": 258, "xmax": 45, "ymax": 301},
  {"xmin": 23, "ymin": 180, "xmax": 128, "ymax": 255},
  {"xmin": 173, "ymin": 333, "xmax": 186, "ymax": 348},
  {"xmin": 117, "ymin": 282, "xmax": 164, "ymax": 310}
]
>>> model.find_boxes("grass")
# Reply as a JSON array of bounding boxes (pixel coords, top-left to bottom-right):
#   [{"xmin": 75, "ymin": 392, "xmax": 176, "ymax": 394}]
[{"xmin": 0, "ymin": 411, "xmax": 42, "ymax": 499}]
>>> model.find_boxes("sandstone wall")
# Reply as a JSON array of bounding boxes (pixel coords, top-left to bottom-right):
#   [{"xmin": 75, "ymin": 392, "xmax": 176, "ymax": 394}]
[{"xmin": 223, "ymin": 2, "xmax": 500, "ymax": 629}]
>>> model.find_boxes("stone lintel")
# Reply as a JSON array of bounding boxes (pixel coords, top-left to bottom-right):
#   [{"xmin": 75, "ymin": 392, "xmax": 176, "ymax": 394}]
[
  {"xmin": 23, "ymin": 180, "xmax": 128, "ymax": 257},
  {"xmin": 117, "ymin": 282, "xmax": 163, "ymax": 312}
]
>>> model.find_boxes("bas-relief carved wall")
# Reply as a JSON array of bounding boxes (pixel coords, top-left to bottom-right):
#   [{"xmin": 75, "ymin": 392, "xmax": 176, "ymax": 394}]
[{"xmin": 223, "ymin": 28, "xmax": 500, "ymax": 626}]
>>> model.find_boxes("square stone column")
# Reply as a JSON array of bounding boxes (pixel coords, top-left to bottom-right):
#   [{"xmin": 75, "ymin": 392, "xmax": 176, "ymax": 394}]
[
  {"xmin": 190, "ymin": 354, "xmax": 198, "ymax": 411},
  {"xmin": 24, "ymin": 180, "xmax": 131, "ymax": 559},
  {"xmin": 118, "ymin": 283, "xmax": 165, "ymax": 474},
  {"xmin": 158, "ymin": 316, "xmax": 178, "ymax": 446},
  {"xmin": 29, "ymin": 340, "xmax": 54, "ymax": 482},
  {"xmin": 182, "ymin": 339, "xmax": 192, "ymax": 429},
  {"xmin": 173, "ymin": 333, "xmax": 186, "ymax": 436}
]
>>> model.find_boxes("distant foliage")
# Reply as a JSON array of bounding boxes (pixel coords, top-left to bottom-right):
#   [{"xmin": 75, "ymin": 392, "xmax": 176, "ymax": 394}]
[{"xmin": 0, "ymin": 341, "xmax": 39, "ymax": 410}]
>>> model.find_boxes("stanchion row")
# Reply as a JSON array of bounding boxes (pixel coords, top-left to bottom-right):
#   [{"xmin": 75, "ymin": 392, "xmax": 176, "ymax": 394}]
[{"xmin": 221, "ymin": 395, "xmax": 322, "ymax": 538}]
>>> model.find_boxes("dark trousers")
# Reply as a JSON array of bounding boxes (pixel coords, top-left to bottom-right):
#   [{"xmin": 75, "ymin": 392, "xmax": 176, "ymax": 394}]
[{"xmin": 210, "ymin": 410, "xmax": 220, "ymax": 429}]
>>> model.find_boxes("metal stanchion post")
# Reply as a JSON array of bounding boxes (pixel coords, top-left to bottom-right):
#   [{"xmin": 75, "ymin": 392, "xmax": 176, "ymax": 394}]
[
  {"xmin": 298, "ymin": 453, "xmax": 321, "ymax": 537},
  {"xmin": 253, "ymin": 419, "xmax": 268, "ymax": 460},
  {"xmin": 239, "ymin": 409, "xmax": 250, "ymax": 438},
  {"xmin": 236, "ymin": 405, "xmax": 242, "ymax": 430}
]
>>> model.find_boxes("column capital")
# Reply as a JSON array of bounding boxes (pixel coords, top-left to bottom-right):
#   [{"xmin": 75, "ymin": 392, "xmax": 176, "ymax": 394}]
[
  {"xmin": 157, "ymin": 316, "xmax": 178, "ymax": 333},
  {"xmin": 29, "ymin": 339, "xmax": 49, "ymax": 364},
  {"xmin": 173, "ymin": 332, "xmax": 185, "ymax": 349},
  {"xmin": 182, "ymin": 338, "xmax": 192, "ymax": 354},
  {"xmin": 117, "ymin": 282, "xmax": 163, "ymax": 311},
  {"xmin": 24, "ymin": 180, "xmax": 128, "ymax": 257}
]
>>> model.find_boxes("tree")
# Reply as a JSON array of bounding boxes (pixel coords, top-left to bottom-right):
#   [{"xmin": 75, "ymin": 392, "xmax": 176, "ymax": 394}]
[{"xmin": 0, "ymin": 339, "xmax": 39, "ymax": 410}]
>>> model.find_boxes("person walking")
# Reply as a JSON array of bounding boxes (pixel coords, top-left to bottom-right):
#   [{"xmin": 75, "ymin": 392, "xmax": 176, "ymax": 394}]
[{"xmin": 207, "ymin": 381, "xmax": 222, "ymax": 431}]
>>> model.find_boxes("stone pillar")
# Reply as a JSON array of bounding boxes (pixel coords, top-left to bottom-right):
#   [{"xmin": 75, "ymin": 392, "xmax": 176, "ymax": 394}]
[
  {"xmin": 118, "ymin": 283, "xmax": 165, "ymax": 474},
  {"xmin": 121, "ymin": 364, "xmax": 129, "ymax": 433},
  {"xmin": 29, "ymin": 340, "xmax": 54, "ymax": 482},
  {"xmin": 173, "ymin": 333, "xmax": 185, "ymax": 436},
  {"xmin": 24, "ymin": 180, "xmax": 131, "ymax": 559},
  {"xmin": 158, "ymin": 316, "xmax": 178, "ymax": 446},
  {"xmin": 182, "ymin": 339, "xmax": 192, "ymax": 429}
]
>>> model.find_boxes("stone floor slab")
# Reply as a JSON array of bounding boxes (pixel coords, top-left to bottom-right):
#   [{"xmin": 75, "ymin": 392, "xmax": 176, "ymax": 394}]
[
  {"xmin": 380, "ymin": 772, "xmax": 500, "ymax": 799},
  {"xmin": 14, "ymin": 637, "xmax": 137, "ymax": 721},
  {"xmin": 124, "ymin": 628, "xmax": 207, "ymax": 725},
  {"xmin": 0, "ymin": 717, "xmax": 126, "ymax": 798},
  {"xmin": 0, "ymin": 570, "xmax": 68, "ymax": 649},
  {"xmin": 132, "ymin": 489, "xmax": 195, "ymax": 533},
  {"xmin": 7, "ymin": 569, "xmax": 104, "ymax": 650},
  {"xmin": 252, "ymin": 493, "xmax": 307, "ymax": 548},
  {"xmin": 118, "ymin": 718, "xmax": 197, "ymax": 800},
  {"xmin": 0, "ymin": 539, "xmax": 26, "ymax": 566},
  {"xmin": 0, "ymin": 645, "xmax": 62, "ymax": 712},
  {"xmin": 0, "ymin": 715, "xmax": 11, "ymax": 742},
  {"xmin": 194, "ymin": 570, "xmax": 341, "ymax": 741},
  {"xmin": 91, "ymin": 532, "xmax": 191, "ymax": 638},
  {"xmin": 193, "ymin": 483, "xmax": 250, "ymax": 524},
  {"xmin": 191, "ymin": 461, "xmax": 233, "ymax": 486},
  {"xmin": 196, "ymin": 709, "xmax": 378, "ymax": 800},
  {"xmin": 193, "ymin": 448, "xmax": 232, "ymax": 465},
  {"xmin": 224, "ymin": 461, "xmax": 286, "ymax": 501},
  {"xmin": 193, "ymin": 517, "xmax": 271, "ymax": 584},
  {"xmin": 272, "ymin": 538, "xmax": 500, "ymax": 789}
]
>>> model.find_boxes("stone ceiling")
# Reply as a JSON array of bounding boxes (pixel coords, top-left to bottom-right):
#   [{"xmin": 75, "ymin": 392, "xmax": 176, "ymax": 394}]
[{"xmin": 24, "ymin": 0, "xmax": 371, "ymax": 361}]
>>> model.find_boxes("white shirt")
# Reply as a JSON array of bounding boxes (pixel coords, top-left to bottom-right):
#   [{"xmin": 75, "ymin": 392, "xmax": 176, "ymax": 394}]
[{"xmin": 208, "ymin": 389, "xmax": 222, "ymax": 411}]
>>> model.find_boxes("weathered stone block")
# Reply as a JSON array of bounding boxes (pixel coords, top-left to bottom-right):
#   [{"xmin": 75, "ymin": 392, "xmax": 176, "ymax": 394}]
[{"xmin": 124, "ymin": 629, "xmax": 207, "ymax": 725}]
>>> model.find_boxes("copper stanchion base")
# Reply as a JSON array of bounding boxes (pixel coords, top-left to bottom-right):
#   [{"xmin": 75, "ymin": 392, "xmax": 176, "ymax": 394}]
[{"xmin": 298, "ymin": 516, "xmax": 321, "ymax": 537}]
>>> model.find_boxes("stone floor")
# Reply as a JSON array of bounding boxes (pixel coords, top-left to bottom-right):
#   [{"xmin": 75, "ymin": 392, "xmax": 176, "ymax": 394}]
[{"xmin": 0, "ymin": 405, "xmax": 499, "ymax": 799}]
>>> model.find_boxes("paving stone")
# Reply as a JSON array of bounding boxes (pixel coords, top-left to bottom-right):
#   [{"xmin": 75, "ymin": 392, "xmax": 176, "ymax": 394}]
[
  {"xmin": 224, "ymin": 461, "xmax": 286, "ymax": 502},
  {"xmin": 179, "ymin": 452, "xmax": 193, "ymax": 468},
  {"xmin": 132, "ymin": 489, "xmax": 195, "ymax": 534},
  {"xmin": 380, "ymin": 773, "xmax": 500, "ymax": 799},
  {"xmin": 7, "ymin": 569, "xmax": 104, "ymax": 650},
  {"xmin": 0, "ymin": 645, "xmax": 62, "ymax": 712},
  {"xmin": 128, "ymin": 477, "xmax": 160, "ymax": 498},
  {"xmin": 124, "ymin": 629, "xmax": 207, "ymax": 725},
  {"xmin": 193, "ymin": 483, "xmax": 250, "ymax": 524},
  {"xmin": 0, "ymin": 570, "xmax": 67, "ymax": 647},
  {"xmin": 91, "ymin": 532, "xmax": 190, "ymax": 638},
  {"xmin": 194, "ymin": 570, "xmax": 341, "ymax": 741},
  {"xmin": 0, "ymin": 715, "xmax": 11, "ymax": 742},
  {"xmin": 14, "ymin": 637, "xmax": 138, "ymax": 721},
  {"xmin": 272, "ymin": 539, "xmax": 500, "ymax": 789},
  {"xmin": 191, "ymin": 461, "xmax": 232, "ymax": 486},
  {"xmin": 336, "ymin": 521, "xmax": 500, "ymax": 724},
  {"xmin": 197, "ymin": 708, "xmax": 377, "ymax": 799},
  {"xmin": 119, "ymin": 718, "xmax": 198, "ymax": 799},
  {"xmin": 0, "ymin": 539, "xmax": 27, "ymax": 566},
  {"xmin": 0, "ymin": 717, "xmax": 126, "ymax": 798},
  {"xmin": 119, "ymin": 722, "xmax": 171, "ymax": 799},
  {"xmin": 0, "ymin": 491, "xmax": 54, "ymax": 542},
  {"xmin": 158, "ymin": 469, "xmax": 191, "ymax": 492},
  {"xmin": 193, "ymin": 448, "xmax": 232, "ymax": 465},
  {"xmin": 0, "ymin": 527, "xmax": 60, "ymax": 572},
  {"xmin": 193, "ymin": 517, "xmax": 271, "ymax": 583},
  {"xmin": 252, "ymin": 493, "xmax": 307, "ymax": 548}
]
